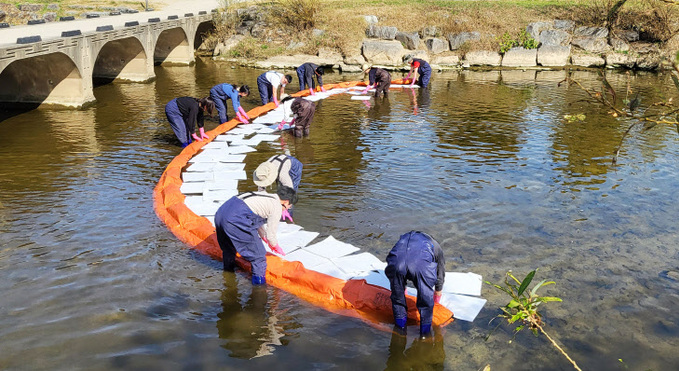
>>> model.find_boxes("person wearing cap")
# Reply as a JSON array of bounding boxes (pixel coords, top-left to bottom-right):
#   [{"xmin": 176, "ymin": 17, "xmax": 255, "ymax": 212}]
[
  {"xmin": 296, "ymin": 63, "xmax": 326, "ymax": 96},
  {"xmin": 256, "ymin": 71, "xmax": 293, "ymax": 107},
  {"xmin": 209, "ymin": 83, "xmax": 251, "ymax": 125},
  {"xmin": 404, "ymin": 56, "xmax": 432, "ymax": 88},
  {"xmin": 385, "ymin": 231, "xmax": 446, "ymax": 337},
  {"xmin": 214, "ymin": 187, "xmax": 298, "ymax": 285},
  {"xmin": 253, "ymin": 154, "xmax": 303, "ymax": 222},
  {"xmin": 361, "ymin": 64, "xmax": 391, "ymax": 98},
  {"xmin": 164, "ymin": 96, "xmax": 215, "ymax": 147}
]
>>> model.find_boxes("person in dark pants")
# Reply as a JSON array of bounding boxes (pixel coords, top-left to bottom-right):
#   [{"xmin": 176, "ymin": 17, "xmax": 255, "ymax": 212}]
[
  {"xmin": 277, "ymin": 96, "xmax": 316, "ymax": 137},
  {"xmin": 164, "ymin": 96, "xmax": 215, "ymax": 147},
  {"xmin": 405, "ymin": 56, "xmax": 432, "ymax": 88},
  {"xmin": 296, "ymin": 63, "xmax": 325, "ymax": 96},
  {"xmin": 253, "ymin": 153, "xmax": 304, "ymax": 222},
  {"xmin": 214, "ymin": 187, "xmax": 298, "ymax": 285},
  {"xmin": 209, "ymin": 83, "xmax": 250, "ymax": 124},
  {"xmin": 385, "ymin": 231, "xmax": 446, "ymax": 337},
  {"xmin": 256, "ymin": 71, "xmax": 293, "ymax": 107},
  {"xmin": 361, "ymin": 64, "xmax": 391, "ymax": 98}
]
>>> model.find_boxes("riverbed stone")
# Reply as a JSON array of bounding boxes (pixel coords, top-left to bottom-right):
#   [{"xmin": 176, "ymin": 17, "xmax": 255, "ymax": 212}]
[
  {"xmin": 618, "ymin": 29, "xmax": 639, "ymax": 42},
  {"xmin": 362, "ymin": 40, "xmax": 405, "ymax": 65},
  {"xmin": 572, "ymin": 36, "xmax": 611, "ymax": 53},
  {"xmin": 465, "ymin": 50, "xmax": 502, "ymax": 66},
  {"xmin": 420, "ymin": 26, "xmax": 439, "ymax": 38},
  {"xmin": 431, "ymin": 54, "xmax": 460, "ymax": 66},
  {"xmin": 554, "ymin": 19, "xmax": 575, "ymax": 32},
  {"xmin": 213, "ymin": 35, "xmax": 246, "ymax": 57},
  {"xmin": 425, "ymin": 37, "xmax": 448, "ymax": 54},
  {"xmin": 539, "ymin": 29, "xmax": 571, "ymax": 46},
  {"xmin": 605, "ymin": 52, "xmax": 635, "ymax": 68},
  {"xmin": 571, "ymin": 53, "xmax": 605, "ymax": 67},
  {"xmin": 344, "ymin": 53, "xmax": 366, "ymax": 65},
  {"xmin": 609, "ymin": 37, "xmax": 630, "ymax": 52},
  {"xmin": 395, "ymin": 31, "xmax": 419, "ymax": 50},
  {"xmin": 366, "ymin": 24, "xmax": 397, "ymax": 40},
  {"xmin": 448, "ymin": 31, "xmax": 480, "ymax": 50},
  {"xmin": 635, "ymin": 53, "xmax": 661, "ymax": 70},
  {"xmin": 537, "ymin": 45, "xmax": 571, "ymax": 66},
  {"xmin": 501, "ymin": 47, "xmax": 537, "ymax": 67},
  {"xmin": 338, "ymin": 62, "xmax": 363, "ymax": 73},
  {"xmin": 574, "ymin": 26, "xmax": 608, "ymax": 38},
  {"xmin": 526, "ymin": 21, "xmax": 553, "ymax": 43}
]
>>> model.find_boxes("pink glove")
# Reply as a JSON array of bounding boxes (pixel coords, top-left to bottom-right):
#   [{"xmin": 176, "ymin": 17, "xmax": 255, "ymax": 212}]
[
  {"xmin": 281, "ymin": 208, "xmax": 294, "ymax": 223},
  {"xmin": 434, "ymin": 291, "xmax": 442, "ymax": 304},
  {"xmin": 236, "ymin": 112, "xmax": 249, "ymax": 124},
  {"xmin": 405, "ymin": 73, "xmax": 411, "ymax": 80},
  {"xmin": 192, "ymin": 132, "xmax": 201, "ymax": 142},
  {"xmin": 277, "ymin": 120, "xmax": 286, "ymax": 130},
  {"xmin": 238, "ymin": 106, "xmax": 250, "ymax": 120},
  {"xmin": 261, "ymin": 236, "xmax": 269, "ymax": 245},
  {"xmin": 309, "ymin": 88, "xmax": 315, "ymax": 96},
  {"xmin": 271, "ymin": 244, "xmax": 285, "ymax": 256},
  {"xmin": 321, "ymin": 86, "xmax": 326, "ymax": 93},
  {"xmin": 273, "ymin": 98, "xmax": 279, "ymax": 108},
  {"xmin": 199, "ymin": 127, "xmax": 209, "ymax": 140}
]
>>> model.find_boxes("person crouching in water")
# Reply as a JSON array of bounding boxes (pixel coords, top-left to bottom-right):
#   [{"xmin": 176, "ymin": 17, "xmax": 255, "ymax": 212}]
[
  {"xmin": 164, "ymin": 96, "xmax": 215, "ymax": 147},
  {"xmin": 361, "ymin": 64, "xmax": 391, "ymax": 98},
  {"xmin": 385, "ymin": 231, "xmax": 445, "ymax": 337},
  {"xmin": 278, "ymin": 96, "xmax": 316, "ymax": 137},
  {"xmin": 214, "ymin": 187, "xmax": 297, "ymax": 285},
  {"xmin": 253, "ymin": 154, "xmax": 303, "ymax": 222}
]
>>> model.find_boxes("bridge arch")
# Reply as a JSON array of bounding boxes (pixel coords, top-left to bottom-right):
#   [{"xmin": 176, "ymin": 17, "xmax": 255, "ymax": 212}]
[
  {"xmin": 93, "ymin": 36, "xmax": 154, "ymax": 84},
  {"xmin": 194, "ymin": 20, "xmax": 216, "ymax": 51},
  {"xmin": 0, "ymin": 52, "xmax": 92, "ymax": 107},
  {"xmin": 154, "ymin": 27, "xmax": 192, "ymax": 65}
]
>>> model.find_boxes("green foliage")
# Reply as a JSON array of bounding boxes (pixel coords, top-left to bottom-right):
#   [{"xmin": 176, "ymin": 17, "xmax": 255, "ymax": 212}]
[
  {"xmin": 497, "ymin": 29, "xmax": 538, "ymax": 54},
  {"xmin": 485, "ymin": 269, "xmax": 562, "ymax": 336}
]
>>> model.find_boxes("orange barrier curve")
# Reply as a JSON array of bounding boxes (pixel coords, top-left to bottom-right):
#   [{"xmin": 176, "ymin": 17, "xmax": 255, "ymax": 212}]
[{"xmin": 153, "ymin": 79, "xmax": 454, "ymax": 329}]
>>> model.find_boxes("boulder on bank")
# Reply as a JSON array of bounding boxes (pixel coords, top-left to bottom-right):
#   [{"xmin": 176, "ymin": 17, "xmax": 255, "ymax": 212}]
[
  {"xmin": 539, "ymin": 29, "xmax": 571, "ymax": 46},
  {"xmin": 366, "ymin": 24, "xmax": 398, "ymax": 40},
  {"xmin": 425, "ymin": 37, "xmax": 449, "ymax": 54},
  {"xmin": 465, "ymin": 51, "xmax": 502, "ymax": 66},
  {"xmin": 362, "ymin": 40, "xmax": 405, "ymax": 65},
  {"xmin": 213, "ymin": 35, "xmax": 246, "ymax": 57},
  {"xmin": 502, "ymin": 47, "xmax": 537, "ymax": 67},
  {"xmin": 605, "ymin": 52, "xmax": 635, "ymax": 69},
  {"xmin": 526, "ymin": 21, "xmax": 553, "ymax": 44},
  {"xmin": 448, "ymin": 31, "xmax": 480, "ymax": 50},
  {"xmin": 537, "ymin": 45, "xmax": 571, "ymax": 66},
  {"xmin": 395, "ymin": 31, "xmax": 420, "ymax": 50},
  {"xmin": 571, "ymin": 53, "xmax": 605, "ymax": 67}
]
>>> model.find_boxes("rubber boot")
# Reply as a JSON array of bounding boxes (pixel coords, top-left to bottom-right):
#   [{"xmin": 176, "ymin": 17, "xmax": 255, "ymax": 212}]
[
  {"xmin": 251, "ymin": 275, "xmax": 266, "ymax": 285},
  {"xmin": 419, "ymin": 323, "xmax": 432, "ymax": 338},
  {"xmin": 395, "ymin": 317, "xmax": 407, "ymax": 329}
]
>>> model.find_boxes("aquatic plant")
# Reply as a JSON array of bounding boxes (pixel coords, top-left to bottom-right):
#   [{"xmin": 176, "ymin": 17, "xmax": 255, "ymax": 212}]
[{"xmin": 485, "ymin": 270, "xmax": 582, "ymax": 371}]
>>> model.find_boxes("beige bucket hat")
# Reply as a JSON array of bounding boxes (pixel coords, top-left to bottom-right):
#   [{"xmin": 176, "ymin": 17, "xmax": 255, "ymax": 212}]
[{"xmin": 253, "ymin": 161, "xmax": 278, "ymax": 187}]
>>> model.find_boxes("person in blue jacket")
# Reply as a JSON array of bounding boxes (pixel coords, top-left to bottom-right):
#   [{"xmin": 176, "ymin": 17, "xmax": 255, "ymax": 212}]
[
  {"xmin": 164, "ymin": 96, "xmax": 215, "ymax": 147},
  {"xmin": 296, "ymin": 63, "xmax": 326, "ymax": 96},
  {"xmin": 405, "ymin": 56, "xmax": 432, "ymax": 88},
  {"xmin": 385, "ymin": 231, "xmax": 446, "ymax": 337},
  {"xmin": 209, "ymin": 83, "xmax": 251, "ymax": 125}
]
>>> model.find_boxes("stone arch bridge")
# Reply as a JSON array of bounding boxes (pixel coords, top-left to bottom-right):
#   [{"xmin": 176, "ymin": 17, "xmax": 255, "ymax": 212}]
[{"xmin": 0, "ymin": 12, "xmax": 215, "ymax": 107}]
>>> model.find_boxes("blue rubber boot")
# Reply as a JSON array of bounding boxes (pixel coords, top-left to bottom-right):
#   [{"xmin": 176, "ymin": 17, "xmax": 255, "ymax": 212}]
[
  {"xmin": 420, "ymin": 323, "xmax": 432, "ymax": 338},
  {"xmin": 395, "ymin": 317, "xmax": 407, "ymax": 329},
  {"xmin": 251, "ymin": 275, "xmax": 266, "ymax": 285}
]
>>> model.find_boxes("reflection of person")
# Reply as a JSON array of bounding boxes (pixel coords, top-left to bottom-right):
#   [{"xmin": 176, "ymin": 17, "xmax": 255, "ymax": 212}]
[
  {"xmin": 404, "ymin": 56, "xmax": 432, "ymax": 88},
  {"xmin": 256, "ymin": 71, "xmax": 293, "ymax": 107},
  {"xmin": 215, "ymin": 188, "xmax": 298, "ymax": 284},
  {"xmin": 296, "ymin": 63, "xmax": 326, "ymax": 96},
  {"xmin": 217, "ymin": 274, "xmax": 286, "ymax": 359},
  {"xmin": 385, "ymin": 325, "xmax": 446, "ymax": 370},
  {"xmin": 385, "ymin": 231, "xmax": 446, "ymax": 337},
  {"xmin": 361, "ymin": 64, "xmax": 391, "ymax": 98},
  {"xmin": 209, "ymin": 83, "xmax": 250, "ymax": 124},
  {"xmin": 164, "ymin": 96, "xmax": 215, "ymax": 147},
  {"xmin": 278, "ymin": 96, "xmax": 316, "ymax": 137}
]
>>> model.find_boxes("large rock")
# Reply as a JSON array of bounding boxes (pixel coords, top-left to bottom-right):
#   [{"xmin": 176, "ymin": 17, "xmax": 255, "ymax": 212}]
[
  {"xmin": 609, "ymin": 37, "xmax": 630, "ymax": 52},
  {"xmin": 362, "ymin": 40, "xmax": 405, "ymax": 65},
  {"xmin": 635, "ymin": 53, "xmax": 661, "ymax": 70},
  {"xmin": 572, "ymin": 36, "xmax": 610, "ymax": 53},
  {"xmin": 526, "ymin": 21, "xmax": 553, "ymax": 43},
  {"xmin": 465, "ymin": 50, "xmax": 502, "ymax": 66},
  {"xmin": 554, "ymin": 19, "xmax": 575, "ymax": 32},
  {"xmin": 618, "ymin": 29, "xmax": 639, "ymax": 42},
  {"xmin": 47, "ymin": 3, "xmax": 59, "ymax": 10},
  {"xmin": 502, "ymin": 47, "xmax": 537, "ymax": 67},
  {"xmin": 571, "ymin": 53, "xmax": 605, "ymax": 67},
  {"xmin": 425, "ymin": 37, "xmax": 449, "ymax": 54},
  {"xmin": 366, "ymin": 24, "xmax": 398, "ymax": 40},
  {"xmin": 420, "ymin": 26, "xmax": 439, "ymax": 38},
  {"xmin": 537, "ymin": 45, "xmax": 571, "ymax": 66},
  {"xmin": 395, "ymin": 31, "xmax": 420, "ymax": 50},
  {"xmin": 213, "ymin": 35, "xmax": 246, "ymax": 57},
  {"xmin": 605, "ymin": 52, "xmax": 635, "ymax": 68},
  {"xmin": 318, "ymin": 48, "xmax": 342, "ymax": 60},
  {"xmin": 539, "ymin": 29, "xmax": 570, "ymax": 46},
  {"xmin": 364, "ymin": 15, "xmax": 378, "ymax": 24},
  {"xmin": 431, "ymin": 54, "xmax": 460, "ymax": 66},
  {"xmin": 20, "ymin": 4, "xmax": 42, "ymax": 11},
  {"xmin": 338, "ymin": 63, "xmax": 363, "ymax": 73},
  {"xmin": 43, "ymin": 12, "xmax": 56, "ymax": 22},
  {"xmin": 344, "ymin": 53, "xmax": 366, "ymax": 65},
  {"xmin": 574, "ymin": 26, "xmax": 608, "ymax": 38},
  {"xmin": 255, "ymin": 54, "xmax": 340, "ymax": 69},
  {"xmin": 448, "ymin": 31, "xmax": 480, "ymax": 50}
]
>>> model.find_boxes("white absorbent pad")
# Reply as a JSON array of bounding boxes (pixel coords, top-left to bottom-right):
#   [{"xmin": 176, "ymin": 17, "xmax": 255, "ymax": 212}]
[
  {"xmin": 303, "ymin": 236, "xmax": 360, "ymax": 259},
  {"xmin": 276, "ymin": 230, "xmax": 320, "ymax": 255}
]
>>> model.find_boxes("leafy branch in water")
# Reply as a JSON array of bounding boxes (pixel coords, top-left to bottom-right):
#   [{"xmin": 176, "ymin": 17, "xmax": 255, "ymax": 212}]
[
  {"xmin": 559, "ymin": 55, "xmax": 679, "ymax": 165},
  {"xmin": 485, "ymin": 270, "xmax": 582, "ymax": 371}
]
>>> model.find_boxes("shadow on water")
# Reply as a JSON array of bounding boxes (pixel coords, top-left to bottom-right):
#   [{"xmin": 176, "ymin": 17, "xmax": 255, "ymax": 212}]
[{"xmin": 0, "ymin": 103, "xmax": 41, "ymax": 124}]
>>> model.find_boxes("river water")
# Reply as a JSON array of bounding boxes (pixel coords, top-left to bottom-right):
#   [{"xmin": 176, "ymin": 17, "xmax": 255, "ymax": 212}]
[{"xmin": 1, "ymin": 60, "xmax": 678, "ymax": 370}]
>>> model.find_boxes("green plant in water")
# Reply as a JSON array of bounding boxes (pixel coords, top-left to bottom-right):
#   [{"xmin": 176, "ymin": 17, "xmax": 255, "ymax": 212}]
[{"xmin": 486, "ymin": 269, "xmax": 582, "ymax": 371}]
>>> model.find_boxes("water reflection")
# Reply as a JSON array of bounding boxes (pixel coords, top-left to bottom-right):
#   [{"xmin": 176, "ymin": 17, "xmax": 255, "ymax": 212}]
[
  {"xmin": 217, "ymin": 273, "xmax": 290, "ymax": 359},
  {"xmin": 385, "ymin": 328, "xmax": 446, "ymax": 371}
]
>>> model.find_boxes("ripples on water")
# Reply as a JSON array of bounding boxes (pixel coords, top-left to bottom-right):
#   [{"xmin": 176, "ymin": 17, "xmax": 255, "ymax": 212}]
[{"xmin": 1, "ymin": 63, "xmax": 679, "ymax": 370}]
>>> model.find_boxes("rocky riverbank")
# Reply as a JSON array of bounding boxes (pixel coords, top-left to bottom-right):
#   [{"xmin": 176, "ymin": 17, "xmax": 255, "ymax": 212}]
[{"xmin": 210, "ymin": 4, "xmax": 679, "ymax": 73}]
